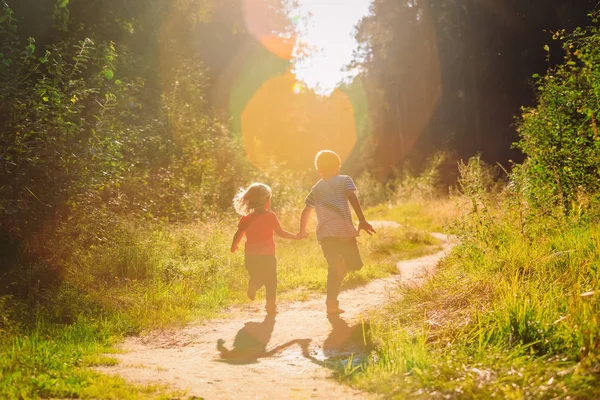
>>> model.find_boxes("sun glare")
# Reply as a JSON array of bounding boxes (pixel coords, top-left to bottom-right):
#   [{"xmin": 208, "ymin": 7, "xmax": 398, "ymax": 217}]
[
  {"xmin": 292, "ymin": 0, "xmax": 373, "ymax": 95},
  {"xmin": 205, "ymin": 0, "xmax": 375, "ymax": 170},
  {"xmin": 292, "ymin": 82, "xmax": 303, "ymax": 94}
]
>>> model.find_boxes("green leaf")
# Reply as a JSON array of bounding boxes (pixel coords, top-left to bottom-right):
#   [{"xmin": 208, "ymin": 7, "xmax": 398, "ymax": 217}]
[
  {"xmin": 114, "ymin": 79, "xmax": 122, "ymax": 85},
  {"xmin": 532, "ymin": 73, "xmax": 539, "ymax": 79},
  {"xmin": 543, "ymin": 44, "xmax": 550, "ymax": 52},
  {"xmin": 103, "ymin": 69, "xmax": 114, "ymax": 80},
  {"xmin": 43, "ymin": 96, "xmax": 49, "ymax": 102},
  {"xmin": 59, "ymin": 0, "xmax": 70, "ymax": 8}
]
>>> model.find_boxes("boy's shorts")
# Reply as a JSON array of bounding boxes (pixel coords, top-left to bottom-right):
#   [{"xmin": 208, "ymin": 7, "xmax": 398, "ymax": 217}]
[{"xmin": 319, "ymin": 237, "xmax": 364, "ymax": 272}]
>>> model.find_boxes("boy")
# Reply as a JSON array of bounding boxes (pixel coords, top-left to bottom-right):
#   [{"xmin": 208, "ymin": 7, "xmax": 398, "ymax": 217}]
[{"xmin": 298, "ymin": 150, "xmax": 376, "ymax": 315}]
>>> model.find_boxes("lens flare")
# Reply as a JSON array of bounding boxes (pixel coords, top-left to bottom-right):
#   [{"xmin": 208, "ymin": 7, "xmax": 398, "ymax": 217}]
[
  {"xmin": 292, "ymin": 82, "xmax": 303, "ymax": 94},
  {"xmin": 241, "ymin": 73, "xmax": 356, "ymax": 170},
  {"xmin": 242, "ymin": 0, "xmax": 296, "ymax": 60}
]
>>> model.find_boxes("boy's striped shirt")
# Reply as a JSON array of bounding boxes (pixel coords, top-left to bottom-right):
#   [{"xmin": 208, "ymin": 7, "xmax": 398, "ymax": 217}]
[{"xmin": 305, "ymin": 175, "xmax": 359, "ymax": 241}]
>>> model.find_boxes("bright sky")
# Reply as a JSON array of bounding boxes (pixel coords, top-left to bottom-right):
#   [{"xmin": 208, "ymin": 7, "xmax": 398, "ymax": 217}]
[{"xmin": 292, "ymin": 0, "xmax": 373, "ymax": 95}]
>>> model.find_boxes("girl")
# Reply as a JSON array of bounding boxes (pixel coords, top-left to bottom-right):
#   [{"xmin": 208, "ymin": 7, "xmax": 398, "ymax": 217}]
[{"xmin": 231, "ymin": 183, "xmax": 300, "ymax": 315}]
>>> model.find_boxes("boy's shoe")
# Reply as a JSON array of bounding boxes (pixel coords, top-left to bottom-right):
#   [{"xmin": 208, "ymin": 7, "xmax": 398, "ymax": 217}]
[
  {"xmin": 326, "ymin": 300, "xmax": 345, "ymax": 315},
  {"xmin": 266, "ymin": 301, "xmax": 277, "ymax": 315},
  {"xmin": 247, "ymin": 281, "xmax": 257, "ymax": 301}
]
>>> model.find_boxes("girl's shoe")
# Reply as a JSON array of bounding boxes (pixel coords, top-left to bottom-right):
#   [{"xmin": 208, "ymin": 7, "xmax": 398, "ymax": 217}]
[{"xmin": 247, "ymin": 281, "xmax": 257, "ymax": 301}]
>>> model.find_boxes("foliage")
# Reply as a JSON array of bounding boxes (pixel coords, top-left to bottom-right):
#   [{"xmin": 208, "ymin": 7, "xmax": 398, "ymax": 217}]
[
  {"xmin": 516, "ymin": 11, "xmax": 600, "ymax": 214},
  {"xmin": 356, "ymin": 152, "xmax": 455, "ymax": 209},
  {"xmin": 0, "ymin": 1, "xmax": 252, "ymax": 289},
  {"xmin": 0, "ymin": 203, "xmax": 443, "ymax": 398},
  {"xmin": 354, "ymin": 0, "xmax": 597, "ymax": 177},
  {"xmin": 346, "ymin": 158, "xmax": 600, "ymax": 398},
  {"xmin": 0, "ymin": 2, "xmax": 131, "ymax": 240}
]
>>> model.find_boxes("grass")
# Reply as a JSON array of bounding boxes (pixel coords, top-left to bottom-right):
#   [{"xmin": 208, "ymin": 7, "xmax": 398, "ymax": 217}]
[
  {"xmin": 0, "ymin": 201, "xmax": 445, "ymax": 399},
  {"xmin": 365, "ymin": 198, "xmax": 460, "ymax": 232},
  {"xmin": 341, "ymin": 200, "xmax": 600, "ymax": 398},
  {"xmin": 0, "ymin": 317, "xmax": 178, "ymax": 399}
]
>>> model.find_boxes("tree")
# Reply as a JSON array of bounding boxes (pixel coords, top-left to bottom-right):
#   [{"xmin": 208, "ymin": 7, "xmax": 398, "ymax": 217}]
[
  {"xmin": 516, "ymin": 11, "xmax": 600, "ymax": 214},
  {"xmin": 353, "ymin": 0, "xmax": 597, "ymax": 178}
]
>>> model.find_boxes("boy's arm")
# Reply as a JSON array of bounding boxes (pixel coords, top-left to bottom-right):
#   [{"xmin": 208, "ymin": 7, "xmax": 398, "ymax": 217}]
[
  {"xmin": 274, "ymin": 226, "xmax": 299, "ymax": 240},
  {"xmin": 231, "ymin": 228, "xmax": 244, "ymax": 253},
  {"xmin": 346, "ymin": 190, "xmax": 376, "ymax": 235},
  {"xmin": 298, "ymin": 205, "xmax": 313, "ymax": 238}
]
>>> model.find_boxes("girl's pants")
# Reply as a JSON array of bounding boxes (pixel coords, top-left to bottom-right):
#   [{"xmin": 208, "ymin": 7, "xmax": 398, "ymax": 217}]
[{"xmin": 245, "ymin": 255, "xmax": 277, "ymax": 300}]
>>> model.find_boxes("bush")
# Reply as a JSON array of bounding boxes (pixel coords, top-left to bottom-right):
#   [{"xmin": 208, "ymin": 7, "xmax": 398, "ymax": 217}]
[{"xmin": 516, "ymin": 11, "xmax": 600, "ymax": 215}]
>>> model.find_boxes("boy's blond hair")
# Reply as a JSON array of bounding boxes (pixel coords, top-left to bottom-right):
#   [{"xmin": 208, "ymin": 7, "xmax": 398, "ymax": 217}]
[
  {"xmin": 233, "ymin": 183, "xmax": 272, "ymax": 216},
  {"xmin": 315, "ymin": 150, "xmax": 341, "ymax": 175}
]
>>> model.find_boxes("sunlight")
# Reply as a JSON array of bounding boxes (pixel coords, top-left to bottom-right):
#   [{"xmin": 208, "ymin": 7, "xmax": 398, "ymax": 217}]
[
  {"xmin": 206, "ymin": 0, "xmax": 374, "ymax": 170},
  {"xmin": 293, "ymin": 0, "xmax": 373, "ymax": 94},
  {"xmin": 241, "ymin": 73, "xmax": 356, "ymax": 169}
]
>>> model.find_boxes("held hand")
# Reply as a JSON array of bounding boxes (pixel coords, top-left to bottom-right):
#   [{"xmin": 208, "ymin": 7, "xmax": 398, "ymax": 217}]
[
  {"xmin": 297, "ymin": 231, "xmax": 309, "ymax": 240},
  {"xmin": 358, "ymin": 220, "xmax": 376, "ymax": 236}
]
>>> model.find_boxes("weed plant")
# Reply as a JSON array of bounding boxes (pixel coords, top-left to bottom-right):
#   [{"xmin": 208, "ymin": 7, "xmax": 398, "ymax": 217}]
[
  {"xmin": 345, "ymin": 158, "xmax": 600, "ymax": 398},
  {"xmin": 0, "ymin": 197, "xmax": 442, "ymax": 398}
]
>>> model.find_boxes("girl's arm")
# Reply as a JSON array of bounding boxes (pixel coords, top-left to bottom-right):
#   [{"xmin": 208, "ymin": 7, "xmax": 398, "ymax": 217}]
[
  {"xmin": 231, "ymin": 228, "xmax": 245, "ymax": 253},
  {"xmin": 274, "ymin": 226, "xmax": 299, "ymax": 240}
]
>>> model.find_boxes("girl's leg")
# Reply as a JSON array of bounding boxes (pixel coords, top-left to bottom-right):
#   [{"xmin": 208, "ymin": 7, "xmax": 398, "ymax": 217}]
[
  {"xmin": 245, "ymin": 257, "xmax": 265, "ymax": 301},
  {"xmin": 264, "ymin": 256, "xmax": 278, "ymax": 314}
]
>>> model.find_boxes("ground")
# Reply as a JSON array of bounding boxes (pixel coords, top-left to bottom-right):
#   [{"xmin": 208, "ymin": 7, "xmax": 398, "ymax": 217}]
[{"xmin": 98, "ymin": 223, "xmax": 454, "ymax": 399}]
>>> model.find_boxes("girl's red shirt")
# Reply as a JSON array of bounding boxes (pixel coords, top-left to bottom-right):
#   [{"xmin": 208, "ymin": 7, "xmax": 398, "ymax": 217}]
[{"xmin": 238, "ymin": 211, "xmax": 280, "ymax": 255}]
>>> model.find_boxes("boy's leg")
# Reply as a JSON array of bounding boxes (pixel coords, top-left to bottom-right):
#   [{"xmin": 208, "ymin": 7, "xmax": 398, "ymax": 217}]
[
  {"xmin": 337, "ymin": 261, "xmax": 348, "ymax": 283},
  {"xmin": 341, "ymin": 238, "xmax": 364, "ymax": 272},
  {"xmin": 320, "ymin": 238, "xmax": 345, "ymax": 314}
]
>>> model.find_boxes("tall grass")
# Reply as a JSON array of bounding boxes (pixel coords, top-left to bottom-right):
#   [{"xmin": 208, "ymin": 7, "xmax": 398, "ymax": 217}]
[
  {"xmin": 345, "ymin": 159, "xmax": 600, "ymax": 398},
  {"xmin": 0, "ymin": 194, "xmax": 445, "ymax": 398}
]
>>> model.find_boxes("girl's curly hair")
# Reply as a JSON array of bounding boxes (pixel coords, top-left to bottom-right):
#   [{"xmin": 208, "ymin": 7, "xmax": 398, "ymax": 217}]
[{"xmin": 233, "ymin": 183, "xmax": 272, "ymax": 216}]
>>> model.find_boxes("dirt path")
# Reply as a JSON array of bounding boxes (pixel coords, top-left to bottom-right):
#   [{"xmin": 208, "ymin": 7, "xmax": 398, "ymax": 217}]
[{"xmin": 99, "ymin": 222, "xmax": 454, "ymax": 399}]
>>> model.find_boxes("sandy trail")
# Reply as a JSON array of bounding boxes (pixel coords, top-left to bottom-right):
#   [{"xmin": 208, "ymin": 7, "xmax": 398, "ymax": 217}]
[{"xmin": 99, "ymin": 222, "xmax": 454, "ymax": 399}]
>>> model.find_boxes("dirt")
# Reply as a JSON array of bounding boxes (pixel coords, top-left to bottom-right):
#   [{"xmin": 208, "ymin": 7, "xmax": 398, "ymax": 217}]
[{"xmin": 98, "ymin": 222, "xmax": 455, "ymax": 399}]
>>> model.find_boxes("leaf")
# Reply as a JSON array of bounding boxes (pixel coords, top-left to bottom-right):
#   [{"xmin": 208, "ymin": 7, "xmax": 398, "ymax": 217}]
[
  {"xmin": 59, "ymin": 0, "xmax": 70, "ymax": 8},
  {"xmin": 43, "ymin": 96, "xmax": 49, "ymax": 102},
  {"xmin": 543, "ymin": 44, "xmax": 550, "ymax": 52},
  {"xmin": 532, "ymin": 73, "xmax": 539, "ymax": 79},
  {"xmin": 103, "ymin": 69, "xmax": 114, "ymax": 80},
  {"xmin": 115, "ymin": 79, "xmax": 122, "ymax": 86}
]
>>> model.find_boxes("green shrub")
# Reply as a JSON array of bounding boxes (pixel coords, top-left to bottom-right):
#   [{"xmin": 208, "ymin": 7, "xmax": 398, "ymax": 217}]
[{"xmin": 516, "ymin": 11, "xmax": 600, "ymax": 215}]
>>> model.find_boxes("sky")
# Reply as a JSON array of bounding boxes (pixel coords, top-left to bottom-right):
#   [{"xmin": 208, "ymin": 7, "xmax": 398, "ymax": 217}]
[{"xmin": 292, "ymin": 0, "xmax": 373, "ymax": 94}]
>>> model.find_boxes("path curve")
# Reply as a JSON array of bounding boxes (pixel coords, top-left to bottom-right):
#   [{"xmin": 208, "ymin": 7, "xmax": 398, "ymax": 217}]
[{"xmin": 99, "ymin": 222, "xmax": 455, "ymax": 399}]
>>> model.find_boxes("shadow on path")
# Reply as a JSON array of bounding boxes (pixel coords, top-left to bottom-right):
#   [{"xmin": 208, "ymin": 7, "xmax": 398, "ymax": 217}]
[
  {"xmin": 323, "ymin": 314, "xmax": 372, "ymax": 360},
  {"xmin": 216, "ymin": 315, "xmax": 310, "ymax": 365},
  {"xmin": 298, "ymin": 315, "xmax": 373, "ymax": 370}
]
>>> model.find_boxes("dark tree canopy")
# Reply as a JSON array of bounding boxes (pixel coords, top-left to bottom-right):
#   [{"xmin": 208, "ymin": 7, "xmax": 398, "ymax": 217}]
[{"xmin": 354, "ymin": 0, "xmax": 597, "ymax": 177}]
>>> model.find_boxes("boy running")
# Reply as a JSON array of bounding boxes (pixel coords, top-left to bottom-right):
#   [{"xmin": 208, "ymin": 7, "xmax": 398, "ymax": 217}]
[{"xmin": 298, "ymin": 150, "xmax": 376, "ymax": 315}]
